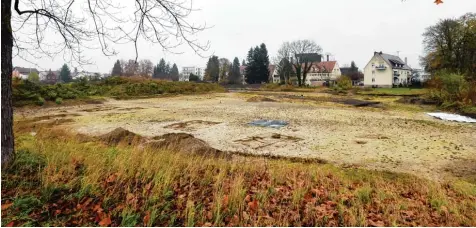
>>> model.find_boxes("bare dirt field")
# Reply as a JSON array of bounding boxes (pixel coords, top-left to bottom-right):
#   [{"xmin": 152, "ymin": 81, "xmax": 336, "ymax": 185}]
[{"xmin": 15, "ymin": 92, "xmax": 476, "ymax": 181}]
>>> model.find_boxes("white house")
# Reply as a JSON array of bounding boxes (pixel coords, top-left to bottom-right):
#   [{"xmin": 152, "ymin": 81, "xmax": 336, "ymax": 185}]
[
  {"xmin": 305, "ymin": 61, "xmax": 341, "ymax": 86},
  {"xmin": 269, "ymin": 65, "xmax": 280, "ymax": 83},
  {"xmin": 12, "ymin": 67, "xmax": 39, "ymax": 79},
  {"xmin": 181, "ymin": 66, "xmax": 203, "ymax": 81},
  {"xmin": 364, "ymin": 52, "xmax": 412, "ymax": 88}
]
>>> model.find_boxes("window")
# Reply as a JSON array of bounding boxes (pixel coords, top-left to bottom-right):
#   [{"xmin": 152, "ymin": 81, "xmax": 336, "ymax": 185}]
[{"xmin": 372, "ymin": 78, "xmax": 375, "ymax": 82}]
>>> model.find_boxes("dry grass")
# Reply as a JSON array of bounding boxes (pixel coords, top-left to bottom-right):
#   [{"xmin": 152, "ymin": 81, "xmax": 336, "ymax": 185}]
[{"xmin": 2, "ymin": 122, "xmax": 476, "ymax": 226}]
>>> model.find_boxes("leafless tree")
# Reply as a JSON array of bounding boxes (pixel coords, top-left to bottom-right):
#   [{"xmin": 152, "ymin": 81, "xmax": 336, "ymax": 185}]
[
  {"xmin": 288, "ymin": 40, "xmax": 322, "ymax": 86},
  {"xmin": 123, "ymin": 60, "xmax": 140, "ymax": 76},
  {"xmin": 1, "ymin": 0, "xmax": 210, "ymax": 167},
  {"xmin": 274, "ymin": 42, "xmax": 293, "ymax": 84},
  {"xmin": 218, "ymin": 57, "xmax": 230, "ymax": 82},
  {"xmin": 139, "ymin": 59, "xmax": 154, "ymax": 77}
]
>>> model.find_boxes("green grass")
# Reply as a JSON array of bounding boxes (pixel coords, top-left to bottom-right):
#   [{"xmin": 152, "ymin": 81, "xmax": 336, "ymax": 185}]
[
  {"xmin": 358, "ymin": 88, "xmax": 429, "ymax": 96},
  {"xmin": 2, "ymin": 124, "xmax": 476, "ymax": 226}
]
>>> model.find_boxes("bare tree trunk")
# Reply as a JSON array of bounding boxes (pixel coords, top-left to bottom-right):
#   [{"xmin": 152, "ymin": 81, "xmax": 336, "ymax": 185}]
[{"xmin": 1, "ymin": 0, "xmax": 14, "ymax": 168}]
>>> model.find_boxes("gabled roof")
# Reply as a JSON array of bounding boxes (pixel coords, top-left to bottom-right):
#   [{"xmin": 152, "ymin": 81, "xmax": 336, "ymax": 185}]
[
  {"xmin": 375, "ymin": 52, "xmax": 412, "ymax": 70},
  {"xmin": 268, "ymin": 65, "xmax": 276, "ymax": 74},
  {"xmin": 295, "ymin": 53, "xmax": 322, "ymax": 63},
  {"xmin": 308, "ymin": 61, "xmax": 337, "ymax": 73},
  {"xmin": 13, "ymin": 67, "xmax": 39, "ymax": 74}
]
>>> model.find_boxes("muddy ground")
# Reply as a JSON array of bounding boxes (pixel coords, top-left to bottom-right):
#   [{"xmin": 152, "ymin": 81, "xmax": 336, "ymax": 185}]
[{"xmin": 15, "ymin": 92, "xmax": 476, "ymax": 181}]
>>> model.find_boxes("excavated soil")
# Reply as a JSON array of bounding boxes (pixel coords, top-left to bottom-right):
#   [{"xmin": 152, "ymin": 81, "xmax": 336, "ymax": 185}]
[
  {"xmin": 246, "ymin": 96, "xmax": 277, "ymax": 102},
  {"xmin": 14, "ymin": 92, "xmax": 476, "ymax": 181},
  {"xmin": 99, "ymin": 127, "xmax": 146, "ymax": 146}
]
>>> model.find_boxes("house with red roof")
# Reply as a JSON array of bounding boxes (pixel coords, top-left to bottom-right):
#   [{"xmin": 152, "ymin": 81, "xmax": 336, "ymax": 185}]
[{"xmin": 304, "ymin": 61, "xmax": 342, "ymax": 86}]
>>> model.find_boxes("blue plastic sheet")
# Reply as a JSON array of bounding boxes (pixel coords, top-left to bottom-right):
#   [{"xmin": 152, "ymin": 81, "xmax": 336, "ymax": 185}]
[{"xmin": 248, "ymin": 120, "xmax": 288, "ymax": 128}]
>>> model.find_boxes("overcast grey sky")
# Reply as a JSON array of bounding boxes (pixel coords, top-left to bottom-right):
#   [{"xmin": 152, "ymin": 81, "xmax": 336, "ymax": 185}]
[{"xmin": 13, "ymin": 0, "xmax": 476, "ymax": 73}]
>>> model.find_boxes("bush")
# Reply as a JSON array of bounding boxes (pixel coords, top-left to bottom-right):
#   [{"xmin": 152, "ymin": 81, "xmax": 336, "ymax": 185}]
[
  {"xmin": 55, "ymin": 97, "xmax": 63, "ymax": 105},
  {"xmin": 428, "ymin": 71, "xmax": 475, "ymax": 105},
  {"xmin": 36, "ymin": 97, "xmax": 45, "ymax": 106},
  {"xmin": 335, "ymin": 76, "xmax": 352, "ymax": 90}
]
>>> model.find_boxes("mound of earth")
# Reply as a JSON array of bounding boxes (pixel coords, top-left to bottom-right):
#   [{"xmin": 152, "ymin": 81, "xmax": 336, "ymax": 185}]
[
  {"xmin": 147, "ymin": 133, "xmax": 225, "ymax": 157},
  {"xmin": 246, "ymin": 96, "xmax": 277, "ymax": 102},
  {"xmin": 99, "ymin": 127, "xmax": 145, "ymax": 146}
]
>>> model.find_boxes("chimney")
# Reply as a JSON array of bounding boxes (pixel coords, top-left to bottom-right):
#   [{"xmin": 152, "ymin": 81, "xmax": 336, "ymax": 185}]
[
  {"xmin": 326, "ymin": 55, "xmax": 329, "ymax": 62},
  {"xmin": 404, "ymin": 57, "xmax": 408, "ymax": 65}
]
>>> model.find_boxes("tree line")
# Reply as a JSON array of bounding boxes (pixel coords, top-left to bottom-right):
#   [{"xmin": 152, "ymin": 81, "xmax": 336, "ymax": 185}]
[
  {"xmin": 111, "ymin": 59, "xmax": 180, "ymax": 81},
  {"xmin": 204, "ymin": 43, "xmax": 270, "ymax": 84},
  {"xmin": 204, "ymin": 56, "xmax": 242, "ymax": 84}
]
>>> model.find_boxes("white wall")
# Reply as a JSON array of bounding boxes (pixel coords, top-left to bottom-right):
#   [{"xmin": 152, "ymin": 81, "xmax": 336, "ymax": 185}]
[{"xmin": 364, "ymin": 55, "xmax": 392, "ymax": 87}]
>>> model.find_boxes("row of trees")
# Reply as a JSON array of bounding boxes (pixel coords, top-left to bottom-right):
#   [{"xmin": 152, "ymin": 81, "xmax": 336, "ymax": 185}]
[
  {"xmin": 204, "ymin": 56, "xmax": 242, "ymax": 84},
  {"xmin": 421, "ymin": 12, "xmax": 476, "ymax": 80},
  {"xmin": 111, "ymin": 59, "xmax": 180, "ymax": 81}
]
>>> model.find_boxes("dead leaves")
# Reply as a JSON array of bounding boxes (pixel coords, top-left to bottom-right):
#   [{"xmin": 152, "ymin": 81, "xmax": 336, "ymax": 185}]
[
  {"xmin": 98, "ymin": 217, "xmax": 112, "ymax": 227},
  {"xmin": 248, "ymin": 199, "xmax": 259, "ymax": 212},
  {"xmin": 1, "ymin": 202, "xmax": 13, "ymax": 210},
  {"xmin": 368, "ymin": 219, "xmax": 385, "ymax": 227},
  {"xmin": 143, "ymin": 211, "xmax": 151, "ymax": 226}
]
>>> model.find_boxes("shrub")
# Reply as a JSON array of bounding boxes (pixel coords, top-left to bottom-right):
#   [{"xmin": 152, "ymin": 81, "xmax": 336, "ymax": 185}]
[
  {"xmin": 335, "ymin": 76, "xmax": 352, "ymax": 90},
  {"xmin": 428, "ymin": 71, "xmax": 475, "ymax": 105},
  {"xmin": 36, "ymin": 97, "xmax": 45, "ymax": 106},
  {"xmin": 55, "ymin": 97, "xmax": 63, "ymax": 105}
]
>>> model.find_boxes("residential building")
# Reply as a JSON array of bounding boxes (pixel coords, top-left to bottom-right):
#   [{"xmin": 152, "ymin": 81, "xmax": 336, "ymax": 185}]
[
  {"xmin": 305, "ymin": 61, "xmax": 342, "ymax": 86},
  {"xmin": 240, "ymin": 65, "xmax": 247, "ymax": 84},
  {"xmin": 269, "ymin": 65, "xmax": 279, "ymax": 83},
  {"xmin": 364, "ymin": 51, "xmax": 412, "ymax": 88},
  {"xmin": 73, "ymin": 71, "xmax": 101, "ymax": 80},
  {"xmin": 12, "ymin": 67, "xmax": 39, "ymax": 79},
  {"xmin": 412, "ymin": 69, "xmax": 431, "ymax": 83},
  {"xmin": 43, "ymin": 70, "xmax": 60, "ymax": 84},
  {"xmin": 181, "ymin": 66, "xmax": 203, "ymax": 81}
]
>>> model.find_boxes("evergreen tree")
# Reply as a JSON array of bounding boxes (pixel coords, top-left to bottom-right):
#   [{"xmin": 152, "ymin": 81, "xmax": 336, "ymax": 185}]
[
  {"xmin": 245, "ymin": 44, "xmax": 269, "ymax": 84},
  {"xmin": 111, "ymin": 60, "xmax": 123, "ymax": 76},
  {"xmin": 152, "ymin": 65, "xmax": 158, "ymax": 78},
  {"xmin": 245, "ymin": 48, "xmax": 256, "ymax": 83},
  {"xmin": 229, "ymin": 57, "xmax": 241, "ymax": 84},
  {"xmin": 60, "ymin": 64, "xmax": 72, "ymax": 82},
  {"xmin": 242, "ymin": 59, "xmax": 246, "ymax": 66},
  {"xmin": 258, "ymin": 43, "xmax": 270, "ymax": 83},
  {"xmin": 204, "ymin": 56, "xmax": 220, "ymax": 82},
  {"xmin": 157, "ymin": 58, "xmax": 167, "ymax": 79},
  {"xmin": 350, "ymin": 61, "xmax": 358, "ymax": 73},
  {"xmin": 170, "ymin": 63, "xmax": 180, "ymax": 81},
  {"xmin": 165, "ymin": 62, "xmax": 171, "ymax": 78}
]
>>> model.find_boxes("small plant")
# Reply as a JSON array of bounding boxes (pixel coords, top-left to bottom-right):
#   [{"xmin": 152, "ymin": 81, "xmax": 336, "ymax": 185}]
[
  {"xmin": 55, "ymin": 97, "xmax": 63, "ymax": 105},
  {"xmin": 355, "ymin": 186, "xmax": 373, "ymax": 204},
  {"xmin": 36, "ymin": 97, "xmax": 45, "ymax": 106}
]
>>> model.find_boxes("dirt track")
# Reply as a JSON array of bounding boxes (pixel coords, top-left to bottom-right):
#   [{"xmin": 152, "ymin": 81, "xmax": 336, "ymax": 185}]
[{"xmin": 16, "ymin": 92, "xmax": 476, "ymax": 181}]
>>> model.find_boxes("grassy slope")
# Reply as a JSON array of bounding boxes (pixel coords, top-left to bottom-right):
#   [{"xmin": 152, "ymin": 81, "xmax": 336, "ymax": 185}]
[{"xmin": 2, "ymin": 123, "xmax": 476, "ymax": 227}]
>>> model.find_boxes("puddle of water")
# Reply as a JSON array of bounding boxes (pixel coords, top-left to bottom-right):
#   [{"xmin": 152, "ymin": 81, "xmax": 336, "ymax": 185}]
[{"xmin": 248, "ymin": 120, "xmax": 288, "ymax": 129}]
